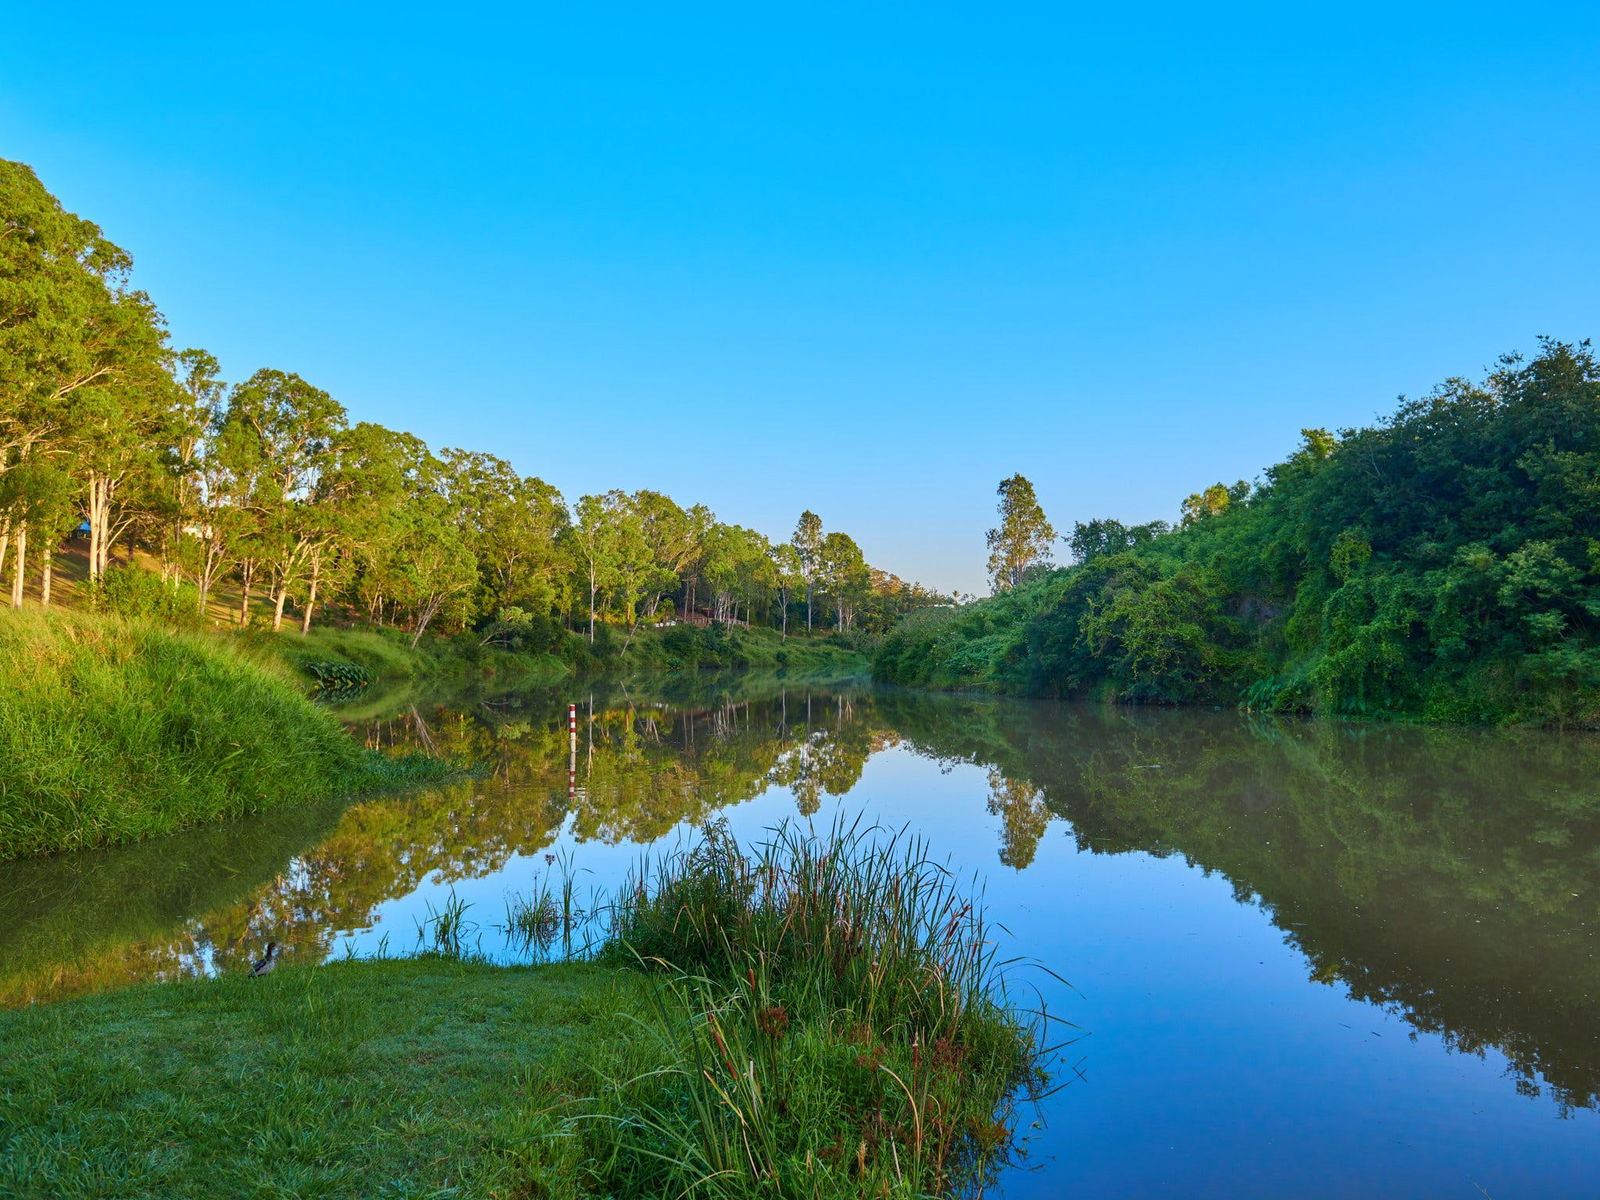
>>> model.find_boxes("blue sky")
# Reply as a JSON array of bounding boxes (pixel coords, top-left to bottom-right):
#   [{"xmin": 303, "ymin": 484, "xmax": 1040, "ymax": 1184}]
[{"xmin": 3, "ymin": 3, "xmax": 1597, "ymax": 594}]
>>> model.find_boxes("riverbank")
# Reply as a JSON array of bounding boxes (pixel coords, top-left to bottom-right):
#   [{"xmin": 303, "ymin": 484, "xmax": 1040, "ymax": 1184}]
[
  {"xmin": 0, "ymin": 821, "xmax": 1046, "ymax": 1199},
  {"xmin": 0, "ymin": 610, "xmax": 451, "ymax": 861},
  {"xmin": 257, "ymin": 617, "xmax": 871, "ymax": 692}
]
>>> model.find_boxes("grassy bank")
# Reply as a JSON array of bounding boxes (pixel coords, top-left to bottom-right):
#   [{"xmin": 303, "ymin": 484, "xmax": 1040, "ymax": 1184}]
[
  {"xmin": 0, "ymin": 822, "xmax": 1050, "ymax": 1199},
  {"xmin": 0, "ymin": 609, "xmax": 450, "ymax": 860},
  {"xmin": 0, "ymin": 957, "xmax": 646, "ymax": 1199}
]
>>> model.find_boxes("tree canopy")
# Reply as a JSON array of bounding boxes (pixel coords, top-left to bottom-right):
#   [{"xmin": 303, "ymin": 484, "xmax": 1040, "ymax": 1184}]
[
  {"xmin": 881, "ymin": 339, "xmax": 1600, "ymax": 727},
  {"xmin": 0, "ymin": 161, "xmax": 949, "ymax": 646}
]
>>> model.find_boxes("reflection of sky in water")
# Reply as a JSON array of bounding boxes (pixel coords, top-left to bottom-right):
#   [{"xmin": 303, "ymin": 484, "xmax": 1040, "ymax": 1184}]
[
  {"xmin": 9, "ymin": 687, "xmax": 1600, "ymax": 1199},
  {"xmin": 336, "ymin": 744, "xmax": 1599, "ymax": 1200}
]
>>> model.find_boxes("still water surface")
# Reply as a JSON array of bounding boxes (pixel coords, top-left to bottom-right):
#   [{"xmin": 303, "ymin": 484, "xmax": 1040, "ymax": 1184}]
[{"xmin": 5, "ymin": 675, "xmax": 1599, "ymax": 1197}]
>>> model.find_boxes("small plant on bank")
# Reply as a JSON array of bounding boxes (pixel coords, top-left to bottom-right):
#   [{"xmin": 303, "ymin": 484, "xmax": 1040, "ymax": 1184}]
[{"xmin": 305, "ymin": 659, "xmax": 377, "ymax": 693}]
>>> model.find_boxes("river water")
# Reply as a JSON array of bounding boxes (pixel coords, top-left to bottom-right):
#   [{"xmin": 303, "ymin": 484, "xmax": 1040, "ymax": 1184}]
[{"xmin": 5, "ymin": 674, "xmax": 1599, "ymax": 1197}]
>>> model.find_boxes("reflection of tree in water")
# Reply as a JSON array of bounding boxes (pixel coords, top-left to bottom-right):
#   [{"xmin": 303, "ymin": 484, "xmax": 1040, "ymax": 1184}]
[
  {"xmin": 15, "ymin": 679, "xmax": 1596, "ymax": 1119},
  {"xmin": 769, "ymin": 693, "xmax": 884, "ymax": 816},
  {"xmin": 985, "ymin": 770, "xmax": 1049, "ymax": 869},
  {"xmin": 884, "ymin": 692, "xmax": 1600, "ymax": 1113},
  {"xmin": 1, "ymin": 679, "xmax": 883, "ymax": 1006}
]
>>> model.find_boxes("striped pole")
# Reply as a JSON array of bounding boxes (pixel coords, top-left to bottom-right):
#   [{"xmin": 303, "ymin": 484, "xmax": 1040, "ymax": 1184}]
[{"xmin": 568, "ymin": 704, "xmax": 578, "ymax": 800}]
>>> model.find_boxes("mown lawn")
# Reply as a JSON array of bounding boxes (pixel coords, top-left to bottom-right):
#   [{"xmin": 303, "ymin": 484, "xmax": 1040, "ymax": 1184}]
[{"xmin": 0, "ymin": 958, "xmax": 647, "ymax": 1200}]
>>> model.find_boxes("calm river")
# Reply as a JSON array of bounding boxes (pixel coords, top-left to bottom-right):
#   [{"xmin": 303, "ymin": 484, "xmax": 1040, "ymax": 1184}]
[{"xmin": 5, "ymin": 674, "xmax": 1599, "ymax": 1197}]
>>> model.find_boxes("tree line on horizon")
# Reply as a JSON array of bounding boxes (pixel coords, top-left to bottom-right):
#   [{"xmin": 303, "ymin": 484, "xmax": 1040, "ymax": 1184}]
[
  {"xmin": 0, "ymin": 160, "xmax": 948, "ymax": 646},
  {"xmin": 904, "ymin": 337, "xmax": 1600, "ymax": 725}
]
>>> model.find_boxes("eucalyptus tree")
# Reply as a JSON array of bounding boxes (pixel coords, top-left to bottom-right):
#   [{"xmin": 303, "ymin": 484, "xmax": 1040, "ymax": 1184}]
[
  {"xmin": 702, "ymin": 523, "xmax": 774, "ymax": 624},
  {"xmin": 188, "ymin": 395, "xmax": 267, "ymax": 618},
  {"xmin": 733, "ymin": 527, "xmax": 777, "ymax": 625},
  {"xmin": 608, "ymin": 492, "xmax": 679, "ymax": 650},
  {"xmin": 324, "ymin": 423, "xmax": 439, "ymax": 627},
  {"xmin": 219, "ymin": 369, "xmax": 347, "ymax": 630},
  {"xmin": 985, "ymin": 474, "xmax": 1055, "ymax": 592},
  {"xmin": 0, "ymin": 160, "xmax": 169, "ymax": 586},
  {"xmin": 0, "ymin": 460, "xmax": 73, "ymax": 606},
  {"xmin": 162, "ymin": 349, "xmax": 227, "ymax": 586},
  {"xmin": 770, "ymin": 542, "xmax": 803, "ymax": 638},
  {"xmin": 388, "ymin": 492, "xmax": 479, "ymax": 646},
  {"xmin": 439, "ymin": 448, "xmax": 567, "ymax": 620},
  {"xmin": 628, "ymin": 490, "xmax": 705, "ymax": 627},
  {"xmin": 818, "ymin": 530, "xmax": 869, "ymax": 630},
  {"xmin": 793, "ymin": 510, "xmax": 824, "ymax": 630},
  {"xmin": 65, "ymin": 357, "xmax": 176, "ymax": 585},
  {"xmin": 566, "ymin": 490, "xmax": 650, "ymax": 643}
]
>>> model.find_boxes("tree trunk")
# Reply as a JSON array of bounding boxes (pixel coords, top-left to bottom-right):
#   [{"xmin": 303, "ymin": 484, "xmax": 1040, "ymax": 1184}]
[
  {"xmin": 239, "ymin": 561, "xmax": 254, "ymax": 626},
  {"xmin": 272, "ymin": 585, "xmax": 287, "ymax": 632},
  {"xmin": 41, "ymin": 550, "xmax": 52, "ymax": 607},
  {"xmin": 301, "ymin": 562, "xmax": 320, "ymax": 635},
  {"xmin": 410, "ymin": 597, "xmax": 443, "ymax": 648},
  {"xmin": 86, "ymin": 473, "xmax": 117, "ymax": 582},
  {"xmin": 87, "ymin": 483, "xmax": 100, "ymax": 584},
  {"xmin": 806, "ymin": 584, "xmax": 814, "ymax": 631},
  {"xmin": 10, "ymin": 521, "xmax": 26, "ymax": 608}
]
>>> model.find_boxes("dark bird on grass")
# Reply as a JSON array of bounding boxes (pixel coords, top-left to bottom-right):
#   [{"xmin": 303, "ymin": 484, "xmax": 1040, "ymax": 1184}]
[{"xmin": 249, "ymin": 942, "xmax": 280, "ymax": 977}]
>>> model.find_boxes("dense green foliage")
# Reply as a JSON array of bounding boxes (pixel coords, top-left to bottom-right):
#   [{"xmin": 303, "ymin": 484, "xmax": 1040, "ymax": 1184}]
[
  {"xmin": 0, "ymin": 609, "xmax": 449, "ymax": 859},
  {"xmin": 1, "ymin": 160, "xmax": 947, "ymax": 650},
  {"xmin": 878, "ymin": 340, "xmax": 1600, "ymax": 726}
]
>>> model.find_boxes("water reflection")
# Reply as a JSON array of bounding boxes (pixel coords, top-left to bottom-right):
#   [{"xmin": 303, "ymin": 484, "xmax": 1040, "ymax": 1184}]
[{"xmin": 5, "ymin": 677, "xmax": 1599, "ymax": 1119}]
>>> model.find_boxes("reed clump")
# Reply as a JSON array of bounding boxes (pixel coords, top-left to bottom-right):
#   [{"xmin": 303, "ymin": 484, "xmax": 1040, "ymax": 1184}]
[{"xmin": 529, "ymin": 819, "xmax": 1052, "ymax": 1199}]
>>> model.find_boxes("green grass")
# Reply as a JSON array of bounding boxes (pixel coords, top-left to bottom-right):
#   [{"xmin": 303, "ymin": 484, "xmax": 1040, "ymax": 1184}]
[
  {"xmin": 538, "ymin": 818, "xmax": 1052, "ymax": 1199},
  {"xmin": 1, "ymin": 822, "xmax": 1054, "ymax": 1199},
  {"xmin": 0, "ymin": 957, "xmax": 650, "ymax": 1200},
  {"xmin": 0, "ymin": 609, "xmax": 453, "ymax": 860},
  {"xmin": 253, "ymin": 623, "xmax": 438, "ymax": 681}
]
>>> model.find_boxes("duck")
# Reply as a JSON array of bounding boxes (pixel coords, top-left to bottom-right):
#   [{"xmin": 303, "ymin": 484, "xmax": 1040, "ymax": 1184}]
[{"xmin": 248, "ymin": 942, "xmax": 280, "ymax": 977}]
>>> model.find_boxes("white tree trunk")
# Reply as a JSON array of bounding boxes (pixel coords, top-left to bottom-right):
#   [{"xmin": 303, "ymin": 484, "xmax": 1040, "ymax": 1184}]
[
  {"xmin": 10, "ymin": 521, "xmax": 25, "ymax": 607},
  {"xmin": 301, "ymin": 560, "xmax": 320, "ymax": 635}
]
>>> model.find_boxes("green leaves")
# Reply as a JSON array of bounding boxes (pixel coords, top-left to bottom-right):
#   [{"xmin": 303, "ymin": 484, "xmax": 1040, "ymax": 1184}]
[
  {"xmin": 883, "ymin": 339, "xmax": 1600, "ymax": 726},
  {"xmin": 985, "ymin": 474, "xmax": 1054, "ymax": 592}
]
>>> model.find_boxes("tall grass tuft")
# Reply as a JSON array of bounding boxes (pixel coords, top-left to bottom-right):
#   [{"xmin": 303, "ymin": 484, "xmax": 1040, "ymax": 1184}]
[
  {"xmin": 0, "ymin": 608, "xmax": 452, "ymax": 860},
  {"xmin": 535, "ymin": 818, "xmax": 1055, "ymax": 1198},
  {"xmin": 415, "ymin": 891, "xmax": 480, "ymax": 959},
  {"xmin": 503, "ymin": 851, "xmax": 597, "ymax": 961}
]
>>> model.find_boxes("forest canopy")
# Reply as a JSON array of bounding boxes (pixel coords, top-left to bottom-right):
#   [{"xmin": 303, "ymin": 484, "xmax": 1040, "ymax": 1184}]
[
  {"xmin": 0, "ymin": 161, "xmax": 946, "ymax": 647},
  {"xmin": 877, "ymin": 339, "xmax": 1600, "ymax": 727}
]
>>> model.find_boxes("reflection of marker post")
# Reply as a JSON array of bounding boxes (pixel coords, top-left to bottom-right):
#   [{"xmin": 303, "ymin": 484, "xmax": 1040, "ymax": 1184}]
[{"xmin": 568, "ymin": 704, "xmax": 577, "ymax": 800}]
